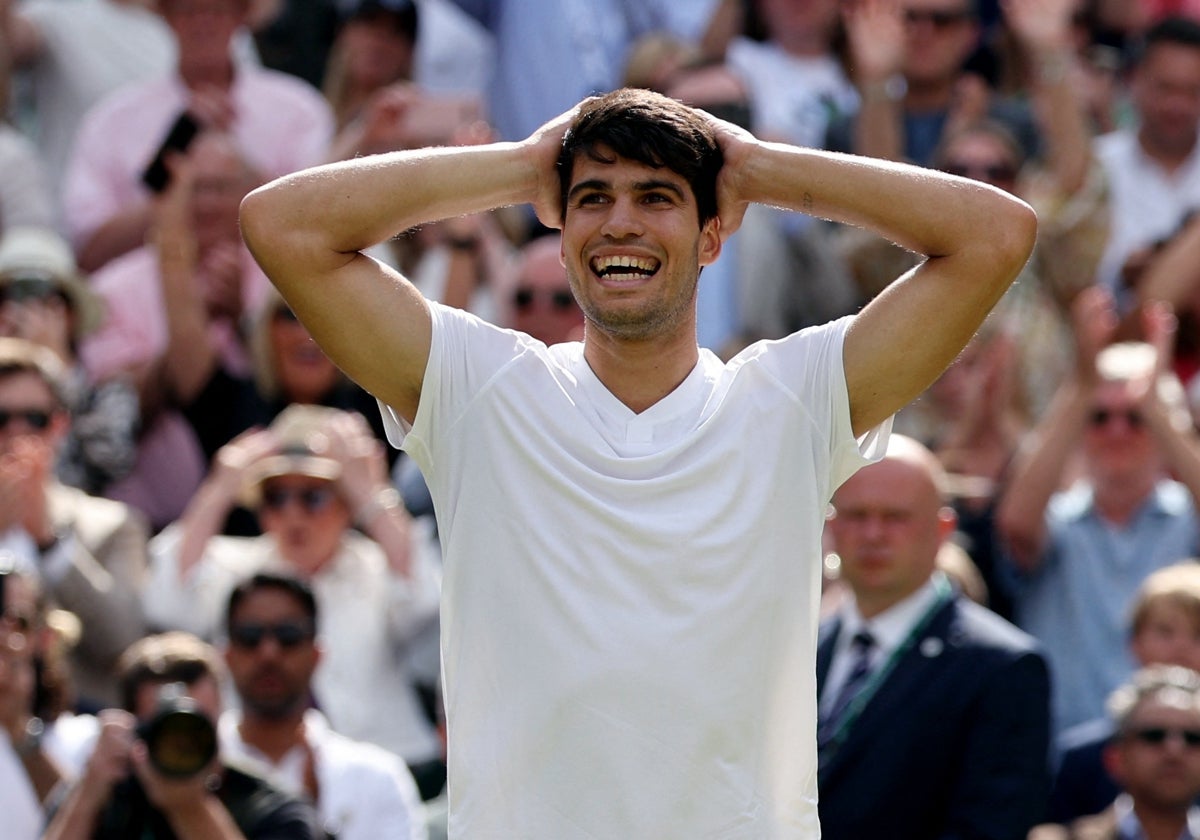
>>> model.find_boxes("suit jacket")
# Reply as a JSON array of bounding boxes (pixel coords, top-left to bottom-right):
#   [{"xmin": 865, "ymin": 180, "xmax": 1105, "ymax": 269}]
[
  {"xmin": 816, "ymin": 592, "xmax": 1052, "ymax": 840},
  {"xmin": 43, "ymin": 482, "xmax": 149, "ymax": 708}
]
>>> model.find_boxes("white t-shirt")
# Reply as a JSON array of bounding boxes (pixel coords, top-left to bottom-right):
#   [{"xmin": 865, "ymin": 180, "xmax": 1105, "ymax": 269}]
[{"xmin": 381, "ymin": 304, "xmax": 888, "ymax": 838}]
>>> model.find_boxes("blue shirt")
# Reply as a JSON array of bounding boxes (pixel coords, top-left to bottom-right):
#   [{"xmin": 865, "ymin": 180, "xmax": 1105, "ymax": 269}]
[{"xmin": 1010, "ymin": 480, "xmax": 1200, "ymax": 733}]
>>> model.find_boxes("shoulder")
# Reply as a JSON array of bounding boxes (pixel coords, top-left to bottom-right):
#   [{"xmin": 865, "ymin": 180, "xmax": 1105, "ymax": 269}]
[
  {"xmin": 949, "ymin": 597, "xmax": 1045, "ymax": 661},
  {"xmin": 49, "ymin": 483, "xmax": 146, "ymax": 536}
]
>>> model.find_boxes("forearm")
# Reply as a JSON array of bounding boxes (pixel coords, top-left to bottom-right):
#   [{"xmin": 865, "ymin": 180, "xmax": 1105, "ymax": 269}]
[
  {"xmin": 157, "ymin": 236, "xmax": 219, "ymax": 405},
  {"xmin": 176, "ymin": 478, "xmax": 237, "ymax": 578},
  {"xmin": 241, "ymin": 142, "xmax": 540, "ymax": 285},
  {"xmin": 735, "ymin": 141, "xmax": 1032, "ymax": 263},
  {"xmin": 852, "ymin": 85, "xmax": 906, "ymax": 162},
  {"xmin": 1028, "ymin": 44, "xmax": 1092, "ymax": 197},
  {"xmin": 1145, "ymin": 403, "xmax": 1200, "ymax": 504},
  {"xmin": 996, "ymin": 380, "xmax": 1090, "ymax": 570},
  {"xmin": 42, "ymin": 779, "xmax": 109, "ymax": 840},
  {"xmin": 165, "ymin": 795, "xmax": 248, "ymax": 840}
]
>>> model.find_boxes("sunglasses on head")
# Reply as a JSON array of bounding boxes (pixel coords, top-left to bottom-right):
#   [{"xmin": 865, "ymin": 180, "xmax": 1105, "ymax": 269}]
[
  {"xmin": 904, "ymin": 8, "xmax": 972, "ymax": 28},
  {"xmin": 228, "ymin": 620, "xmax": 314, "ymax": 650},
  {"xmin": 1128, "ymin": 726, "xmax": 1200, "ymax": 747},
  {"xmin": 944, "ymin": 162, "xmax": 1018, "ymax": 183},
  {"xmin": 512, "ymin": 288, "xmax": 576, "ymax": 312},
  {"xmin": 260, "ymin": 485, "xmax": 336, "ymax": 514},
  {"xmin": 1088, "ymin": 407, "xmax": 1144, "ymax": 429},
  {"xmin": 0, "ymin": 408, "xmax": 54, "ymax": 432}
]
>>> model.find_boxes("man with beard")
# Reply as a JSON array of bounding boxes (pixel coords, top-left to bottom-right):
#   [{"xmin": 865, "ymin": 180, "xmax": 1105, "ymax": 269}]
[{"xmin": 218, "ymin": 571, "xmax": 428, "ymax": 840}]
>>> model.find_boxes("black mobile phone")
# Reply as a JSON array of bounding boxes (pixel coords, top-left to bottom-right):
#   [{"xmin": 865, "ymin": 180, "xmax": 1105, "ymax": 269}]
[{"xmin": 141, "ymin": 111, "xmax": 201, "ymax": 194}]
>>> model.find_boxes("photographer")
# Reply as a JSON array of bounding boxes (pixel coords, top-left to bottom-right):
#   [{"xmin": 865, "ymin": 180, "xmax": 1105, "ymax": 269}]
[{"xmin": 43, "ymin": 631, "xmax": 320, "ymax": 840}]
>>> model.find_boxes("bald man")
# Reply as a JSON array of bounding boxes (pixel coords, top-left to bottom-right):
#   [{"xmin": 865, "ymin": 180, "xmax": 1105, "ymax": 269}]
[{"xmin": 816, "ymin": 434, "xmax": 1053, "ymax": 840}]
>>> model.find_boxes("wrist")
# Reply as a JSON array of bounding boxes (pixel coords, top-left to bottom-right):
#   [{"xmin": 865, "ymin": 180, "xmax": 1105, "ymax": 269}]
[
  {"xmin": 356, "ymin": 486, "xmax": 403, "ymax": 526},
  {"xmin": 860, "ymin": 74, "xmax": 907, "ymax": 104},
  {"xmin": 12, "ymin": 716, "xmax": 44, "ymax": 758}
]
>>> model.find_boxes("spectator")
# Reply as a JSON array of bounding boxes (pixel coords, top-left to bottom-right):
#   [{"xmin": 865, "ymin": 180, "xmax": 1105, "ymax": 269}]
[
  {"xmin": 0, "ymin": 561, "xmax": 69, "ymax": 840},
  {"xmin": 143, "ymin": 405, "xmax": 444, "ymax": 794},
  {"xmin": 80, "ymin": 130, "xmax": 267, "ymax": 530},
  {"xmin": 831, "ymin": 0, "xmax": 1037, "ymax": 167},
  {"xmin": 219, "ymin": 571, "xmax": 429, "ymax": 838},
  {"xmin": 0, "ymin": 337, "xmax": 149, "ymax": 710},
  {"xmin": 1030, "ymin": 664, "xmax": 1200, "ymax": 840},
  {"xmin": 1, "ymin": 0, "xmax": 176, "ymax": 205},
  {"xmin": 997, "ymin": 286, "xmax": 1200, "ymax": 733},
  {"xmin": 42, "ymin": 630, "xmax": 321, "ymax": 839},
  {"xmin": 60, "ymin": 0, "xmax": 332, "ymax": 273},
  {"xmin": 1094, "ymin": 16, "xmax": 1200, "ymax": 301},
  {"xmin": 0, "ymin": 226, "xmax": 139, "ymax": 496},
  {"xmin": 1048, "ymin": 561, "xmax": 1200, "ymax": 823},
  {"xmin": 819, "ymin": 433, "xmax": 1051, "ymax": 839},
  {"xmin": 445, "ymin": 0, "xmax": 722, "ymax": 141}
]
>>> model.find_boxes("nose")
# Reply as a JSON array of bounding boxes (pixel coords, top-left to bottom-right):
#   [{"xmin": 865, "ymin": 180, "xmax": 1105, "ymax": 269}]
[{"xmin": 600, "ymin": 194, "xmax": 644, "ymax": 239}]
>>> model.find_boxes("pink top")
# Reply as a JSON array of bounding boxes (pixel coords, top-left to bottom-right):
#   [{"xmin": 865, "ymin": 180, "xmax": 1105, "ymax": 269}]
[{"xmin": 62, "ymin": 66, "xmax": 333, "ymax": 247}]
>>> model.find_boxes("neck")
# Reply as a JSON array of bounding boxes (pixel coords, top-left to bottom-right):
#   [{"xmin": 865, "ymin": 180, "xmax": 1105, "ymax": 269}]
[
  {"xmin": 582, "ymin": 326, "xmax": 700, "ymax": 414},
  {"xmin": 179, "ymin": 57, "xmax": 235, "ymax": 91},
  {"xmin": 238, "ymin": 710, "xmax": 306, "ymax": 763},
  {"xmin": 1139, "ymin": 128, "xmax": 1197, "ymax": 175},
  {"xmin": 1092, "ymin": 474, "xmax": 1157, "ymax": 526},
  {"xmin": 1133, "ymin": 801, "xmax": 1192, "ymax": 840}
]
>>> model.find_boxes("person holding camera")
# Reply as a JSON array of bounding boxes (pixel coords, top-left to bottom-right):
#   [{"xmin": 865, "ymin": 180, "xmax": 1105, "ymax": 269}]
[{"xmin": 42, "ymin": 630, "xmax": 321, "ymax": 840}]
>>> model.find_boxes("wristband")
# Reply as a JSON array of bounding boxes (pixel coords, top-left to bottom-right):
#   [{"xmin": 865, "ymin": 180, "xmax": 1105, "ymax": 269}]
[{"xmin": 15, "ymin": 717, "xmax": 44, "ymax": 757}]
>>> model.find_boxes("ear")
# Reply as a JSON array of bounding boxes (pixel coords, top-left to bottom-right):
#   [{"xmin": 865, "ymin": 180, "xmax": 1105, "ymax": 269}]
[
  {"xmin": 1102, "ymin": 740, "xmax": 1127, "ymax": 787},
  {"xmin": 698, "ymin": 217, "xmax": 723, "ymax": 267},
  {"xmin": 936, "ymin": 505, "xmax": 958, "ymax": 542}
]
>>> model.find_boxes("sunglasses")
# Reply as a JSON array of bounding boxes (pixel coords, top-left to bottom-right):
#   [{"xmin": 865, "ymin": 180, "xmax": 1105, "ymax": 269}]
[
  {"xmin": 1088, "ymin": 407, "xmax": 1144, "ymax": 429},
  {"xmin": 1128, "ymin": 726, "xmax": 1200, "ymax": 747},
  {"xmin": 0, "ymin": 275, "xmax": 66, "ymax": 306},
  {"xmin": 260, "ymin": 485, "xmax": 336, "ymax": 514},
  {"xmin": 944, "ymin": 162, "xmax": 1018, "ymax": 183},
  {"xmin": 904, "ymin": 8, "xmax": 972, "ymax": 28},
  {"xmin": 0, "ymin": 408, "xmax": 54, "ymax": 432},
  {"xmin": 228, "ymin": 621, "xmax": 314, "ymax": 650},
  {"xmin": 513, "ymin": 288, "xmax": 576, "ymax": 313}
]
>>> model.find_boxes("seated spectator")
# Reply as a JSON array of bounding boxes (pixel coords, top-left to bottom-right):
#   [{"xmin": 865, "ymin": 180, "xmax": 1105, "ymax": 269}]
[
  {"xmin": 1, "ymin": 560, "xmax": 73, "ymax": 840},
  {"xmin": 997, "ymin": 287, "xmax": 1200, "ymax": 733},
  {"xmin": 0, "ymin": 227, "xmax": 138, "ymax": 496},
  {"xmin": 81, "ymin": 129, "xmax": 269, "ymax": 530},
  {"xmin": 324, "ymin": 0, "xmax": 483, "ymax": 161},
  {"xmin": 219, "ymin": 571, "xmax": 430, "ymax": 835},
  {"xmin": 143, "ymin": 405, "xmax": 444, "ymax": 790},
  {"xmin": 818, "ymin": 434, "xmax": 1051, "ymax": 839},
  {"xmin": 60, "ymin": 0, "xmax": 332, "ymax": 272},
  {"xmin": 1048, "ymin": 561, "xmax": 1200, "ymax": 823},
  {"xmin": 0, "ymin": 337, "xmax": 149, "ymax": 710},
  {"xmin": 42, "ymin": 630, "xmax": 321, "ymax": 839},
  {"xmin": 1030, "ymin": 664, "xmax": 1200, "ymax": 840}
]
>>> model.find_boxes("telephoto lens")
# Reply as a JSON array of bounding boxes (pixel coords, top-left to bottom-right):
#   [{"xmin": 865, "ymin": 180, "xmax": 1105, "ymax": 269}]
[{"xmin": 137, "ymin": 682, "xmax": 217, "ymax": 778}]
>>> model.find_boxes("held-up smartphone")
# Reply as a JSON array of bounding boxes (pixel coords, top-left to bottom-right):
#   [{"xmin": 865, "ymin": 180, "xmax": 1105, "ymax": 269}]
[{"xmin": 141, "ymin": 111, "xmax": 201, "ymax": 194}]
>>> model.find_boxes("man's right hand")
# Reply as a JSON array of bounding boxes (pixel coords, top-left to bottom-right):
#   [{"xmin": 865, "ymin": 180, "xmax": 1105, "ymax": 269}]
[
  {"xmin": 78, "ymin": 710, "xmax": 137, "ymax": 805},
  {"xmin": 525, "ymin": 104, "xmax": 583, "ymax": 231}
]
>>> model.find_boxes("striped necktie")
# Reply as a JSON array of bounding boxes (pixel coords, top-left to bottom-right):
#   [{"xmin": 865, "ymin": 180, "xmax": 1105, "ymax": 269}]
[{"xmin": 817, "ymin": 630, "xmax": 876, "ymax": 749}]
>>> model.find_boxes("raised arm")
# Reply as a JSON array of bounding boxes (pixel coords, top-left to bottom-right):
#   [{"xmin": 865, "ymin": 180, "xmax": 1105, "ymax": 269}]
[
  {"xmin": 239, "ymin": 111, "xmax": 571, "ymax": 423},
  {"xmin": 713, "ymin": 121, "xmax": 1037, "ymax": 436}
]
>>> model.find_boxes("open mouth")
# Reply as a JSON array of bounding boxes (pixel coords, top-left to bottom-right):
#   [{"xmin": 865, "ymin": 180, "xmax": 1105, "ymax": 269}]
[{"xmin": 589, "ymin": 255, "xmax": 661, "ymax": 282}]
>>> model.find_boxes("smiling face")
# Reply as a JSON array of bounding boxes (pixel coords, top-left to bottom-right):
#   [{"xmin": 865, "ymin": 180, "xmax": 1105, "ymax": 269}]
[{"xmin": 560, "ymin": 147, "xmax": 721, "ymax": 342}]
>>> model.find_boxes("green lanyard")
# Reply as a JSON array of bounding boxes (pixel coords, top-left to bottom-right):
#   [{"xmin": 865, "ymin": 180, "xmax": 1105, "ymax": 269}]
[{"xmin": 819, "ymin": 574, "xmax": 953, "ymax": 763}]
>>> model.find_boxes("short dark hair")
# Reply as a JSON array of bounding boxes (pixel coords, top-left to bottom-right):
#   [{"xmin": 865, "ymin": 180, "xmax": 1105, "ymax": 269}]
[
  {"xmin": 224, "ymin": 572, "xmax": 319, "ymax": 638},
  {"xmin": 117, "ymin": 632, "xmax": 224, "ymax": 713},
  {"xmin": 556, "ymin": 87, "xmax": 723, "ymax": 227},
  {"xmin": 1135, "ymin": 15, "xmax": 1200, "ymax": 64}
]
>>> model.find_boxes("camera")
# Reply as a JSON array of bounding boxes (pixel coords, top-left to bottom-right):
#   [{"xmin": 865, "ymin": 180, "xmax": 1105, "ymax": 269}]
[{"xmin": 137, "ymin": 682, "xmax": 217, "ymax": 778}]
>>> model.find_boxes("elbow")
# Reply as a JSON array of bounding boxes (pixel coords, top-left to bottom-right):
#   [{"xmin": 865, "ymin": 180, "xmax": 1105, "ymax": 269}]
[
  {"xmin": 996, "ymin": 195, "xmax": 1039, "ymax": 278},
  {"xmin": 238, "ymin": 184, "xmax": 276, "ymax": 256}
]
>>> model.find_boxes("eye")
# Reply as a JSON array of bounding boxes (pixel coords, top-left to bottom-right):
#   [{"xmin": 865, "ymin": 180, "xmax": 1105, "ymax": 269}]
[
  {"xmin": 575, "ymin": 192, "xmax": 609, "ymax": 206},
  {"xmin": 643, "ymin": 192, "xmax": 673, "ymax": 204}
]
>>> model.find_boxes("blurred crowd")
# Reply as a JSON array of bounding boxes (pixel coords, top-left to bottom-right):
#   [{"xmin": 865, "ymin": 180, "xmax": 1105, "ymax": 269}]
[{"xmin": 1, "ymin": 0, "xmax": 1200, "ymax": 837}]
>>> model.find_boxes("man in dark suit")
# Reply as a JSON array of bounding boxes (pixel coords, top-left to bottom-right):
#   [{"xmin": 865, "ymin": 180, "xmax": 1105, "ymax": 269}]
[{"xmin": 818, "ymin": 433, "xmax": 1052, "ymax": 840}]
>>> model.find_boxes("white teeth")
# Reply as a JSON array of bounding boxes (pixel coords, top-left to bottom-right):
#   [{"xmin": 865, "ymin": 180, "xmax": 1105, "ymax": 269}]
[{"xmin": 591, "ymin": 255, "xmax": 660, "ymax": 276}]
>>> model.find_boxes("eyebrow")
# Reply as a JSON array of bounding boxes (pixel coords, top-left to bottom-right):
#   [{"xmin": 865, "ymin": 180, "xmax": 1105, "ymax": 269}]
[{"xmin": 566, "ymin": 178, "xmax": 688, "ymax": 203}]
